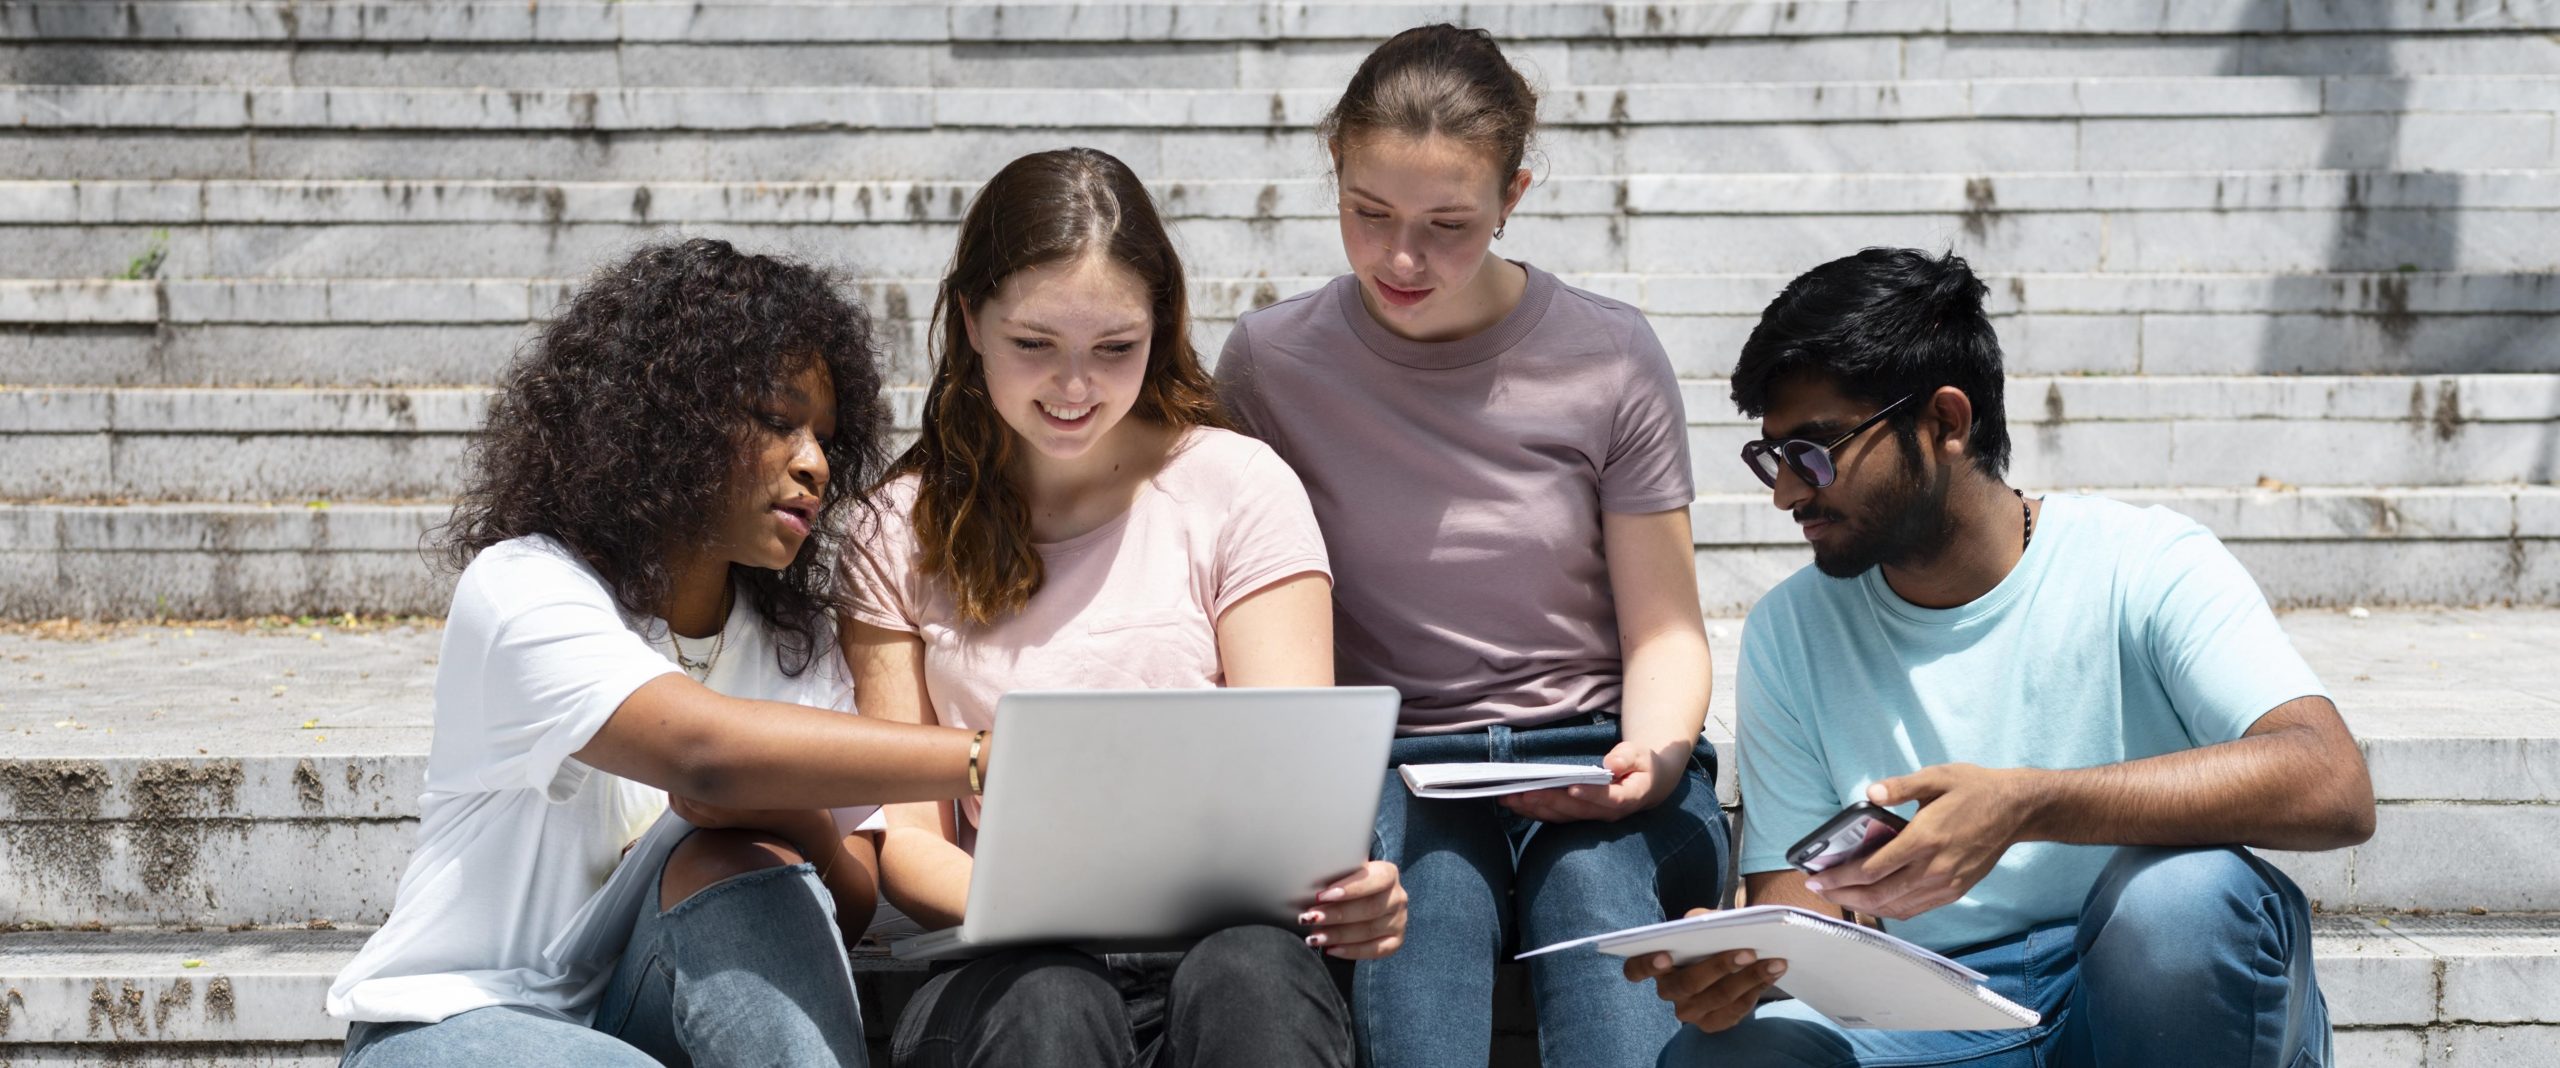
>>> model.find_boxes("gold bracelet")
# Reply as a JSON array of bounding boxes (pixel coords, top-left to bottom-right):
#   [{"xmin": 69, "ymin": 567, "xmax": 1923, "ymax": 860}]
[{"xmin": 968, "ymin": 729, "xmax": 987, "ymax": 795}]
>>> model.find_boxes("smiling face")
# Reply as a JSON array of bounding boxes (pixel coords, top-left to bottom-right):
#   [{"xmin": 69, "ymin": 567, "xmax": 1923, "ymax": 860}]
[
  {"xmin": 1758, "ymin": 374, "xmax": 1955, "ymax": 579},
  {"xmin": 963, "ymin": 253, "xmax": 1154, "ymax": 465},
  {"xmin": 1335, "ymin": 133, "xmax": 1530, "ymax": 337},
  {"xmin": 704, "ymin": 358, "xmax": 836, "ymax": 572}
]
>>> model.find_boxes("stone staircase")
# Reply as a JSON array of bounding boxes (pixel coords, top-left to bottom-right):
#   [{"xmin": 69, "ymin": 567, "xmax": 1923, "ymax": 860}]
[
  {"xmin": 5, "ymin": 609, "xmax": 2557, "ymax": 1066},
  {"xmin": 2, "ymin": 2, "xmax": 2555, "ymax": 1065}
]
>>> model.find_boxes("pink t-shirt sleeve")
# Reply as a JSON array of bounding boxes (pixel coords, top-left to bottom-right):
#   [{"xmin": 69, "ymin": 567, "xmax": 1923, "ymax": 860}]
[
  {"xmin": 1211, "ymin": 444, "xmax": 1332, "ymax": 619},
  {"xmin": 841, "ymin": 488, "xmax": 925, "ymax": 635},
  {"xmin": 1599, "ymin": 317, "xmax": 1695, "ymax": 515}
]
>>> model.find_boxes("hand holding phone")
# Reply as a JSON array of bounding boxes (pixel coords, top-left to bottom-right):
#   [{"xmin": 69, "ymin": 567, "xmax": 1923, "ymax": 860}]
[{"xmin": 1784, "ymin": 800, "xmax": 1908, "ymax": 875}]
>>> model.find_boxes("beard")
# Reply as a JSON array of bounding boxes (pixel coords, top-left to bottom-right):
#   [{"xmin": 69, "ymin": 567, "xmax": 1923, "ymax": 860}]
[{"xmin": 1802, "ymin": 442, "xmax": 1959, "ymax": 579}]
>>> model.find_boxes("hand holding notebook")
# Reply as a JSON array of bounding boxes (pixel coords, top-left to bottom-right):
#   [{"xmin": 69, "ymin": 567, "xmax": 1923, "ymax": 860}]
[{"xmin": 1521, "ymin": 905, "xmax": 2039, "ymax": 1031}]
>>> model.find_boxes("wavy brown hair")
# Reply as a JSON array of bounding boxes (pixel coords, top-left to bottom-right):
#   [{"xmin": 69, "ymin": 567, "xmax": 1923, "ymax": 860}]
[
  {"xmin": 898, "ymin": 147, "xmax": 1228, "ymax": 625},
  {"xmin": 437, "ymin": 237, "xmax": 891, "ymax": 673}
]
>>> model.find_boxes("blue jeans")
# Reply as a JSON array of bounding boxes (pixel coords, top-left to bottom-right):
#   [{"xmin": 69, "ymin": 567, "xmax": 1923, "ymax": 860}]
[
  {"xmin": 344, "ymin": 860, "xmax": 869, "ymax": 1067},
  {"xmin": 1358, "ymin": 713, "xmax": 1734, "ymax": 1068},
  {"xmin": 1660, "ymin": 847, "xmax": 2331, "ymax": 1068}
]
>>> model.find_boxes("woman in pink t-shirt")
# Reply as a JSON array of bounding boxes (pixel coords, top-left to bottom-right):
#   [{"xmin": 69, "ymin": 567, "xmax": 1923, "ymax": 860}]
[
  {"xmin": 842, "ymin": 147, "xmax": 1408, "ymax": 1068},
  {"xmin": 1215, "ymin": 24, "xmax": 1734, "ymax": 1068}
]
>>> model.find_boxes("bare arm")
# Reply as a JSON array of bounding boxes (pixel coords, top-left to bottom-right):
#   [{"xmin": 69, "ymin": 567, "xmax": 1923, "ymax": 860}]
[
  {"xmin": 1504, "ymin": 507, "xmax": 1712, "ymax": 823},
  {"xmin": 1812, "ymin": 695, "xmax": 2375, "ymax": 920},
  {"xmin": 574, "ymin": 672, "xmax": 977, "ymax": 810},
  {"xmin": 1214, "ymin": 571, "xmax": 1334, "ymax": 687},
  {"xmin": 1741, "ymin": 869, "xmax": 1844, "ymax": 917},
  {"xmin": 2009, "ymin": 695, "xmax": 2373, "ymax": 851},
  {"xmin": 843, "ymin": 619, "xmax": 976, "ymax": 930},
  {"xmin": 1608, "ymin": 507, "xmax": 1714, "ymax": 758}
]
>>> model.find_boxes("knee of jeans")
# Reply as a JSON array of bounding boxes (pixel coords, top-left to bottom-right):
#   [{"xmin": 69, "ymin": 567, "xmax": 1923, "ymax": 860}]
[
  {"xmin": 985, "ymin": 949, "xmax": 1123, "ymax": 1017},
  {"xmin": 2082, "ymin": 847, "xmax": 2278, "ymax": 965},
  {"xmin": 659, "ymin": 828, "xmax": 805, "ymax": 912},
  {"xmin": 1654, "ymin": 1020, "xmax": 1831, "ymax": 1068},
  {"xmin": 1175, "ymin": 924, "xmax": 1326, "ymax": 997}
]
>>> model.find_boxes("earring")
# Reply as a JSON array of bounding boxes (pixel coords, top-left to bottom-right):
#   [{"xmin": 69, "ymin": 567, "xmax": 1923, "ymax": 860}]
[{"xmin": 1493, "ymin": 222, "xmax": 1507, "ymax": 240}]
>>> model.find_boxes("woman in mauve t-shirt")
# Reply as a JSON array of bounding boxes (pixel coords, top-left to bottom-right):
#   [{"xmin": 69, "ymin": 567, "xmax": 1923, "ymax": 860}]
[
  {"xmin": 1215, "ymin": 26, "xmax": 1734, "ymax": 1068},
  {"xmin": 842, "ymin": 147, "xmax": 1407, "ymax": 1068}
]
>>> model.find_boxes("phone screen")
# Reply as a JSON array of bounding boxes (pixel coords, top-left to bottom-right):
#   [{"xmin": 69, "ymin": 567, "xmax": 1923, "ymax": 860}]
[{"xmin": 1785, "ymin": 803, "xmax": 1907, "ymax": 874}]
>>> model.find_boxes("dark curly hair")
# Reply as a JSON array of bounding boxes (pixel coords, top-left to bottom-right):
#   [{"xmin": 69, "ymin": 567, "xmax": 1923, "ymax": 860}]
[{"xmin": 437, "ymin": 237, "xmax": 891, "ymax": 674}]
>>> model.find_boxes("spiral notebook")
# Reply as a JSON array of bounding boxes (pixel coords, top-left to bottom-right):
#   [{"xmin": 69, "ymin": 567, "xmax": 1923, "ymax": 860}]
[{"xmin": 1519, "ymin": 905, "xmax": 2040, "ymax": 1031}]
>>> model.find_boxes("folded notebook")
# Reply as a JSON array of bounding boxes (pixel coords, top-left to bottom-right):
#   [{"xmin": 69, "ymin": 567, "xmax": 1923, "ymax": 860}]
[
  {"xmin": 1398, "ymin": 762, "xmax": 1614, "ymax": 799},
  {"xmin": 1519, "ymin": 905, "xmax": 2040, "ymax": 1031}
]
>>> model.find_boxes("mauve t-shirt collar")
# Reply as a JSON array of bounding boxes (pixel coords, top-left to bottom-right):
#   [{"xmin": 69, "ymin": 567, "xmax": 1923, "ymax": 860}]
[{"xmin": 1333, "ymin": 260, "xmax": 1560, "ymax": 370}]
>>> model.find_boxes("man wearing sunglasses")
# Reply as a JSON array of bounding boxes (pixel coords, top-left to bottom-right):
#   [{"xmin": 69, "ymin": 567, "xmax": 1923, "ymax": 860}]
[{"xmin": 1636, "ymin": 248, "xmax": 2373, "ymax": 1068}]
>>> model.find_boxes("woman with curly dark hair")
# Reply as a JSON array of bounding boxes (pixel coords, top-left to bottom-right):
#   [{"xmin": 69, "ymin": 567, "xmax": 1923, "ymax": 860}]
[
  {"xmin": 840, "ymin": 148, "xmax": 1405, "ymax": 1068},
  {"xmin": 327, "ymin": 238, "xmax": 986, "ymax": 1067}
]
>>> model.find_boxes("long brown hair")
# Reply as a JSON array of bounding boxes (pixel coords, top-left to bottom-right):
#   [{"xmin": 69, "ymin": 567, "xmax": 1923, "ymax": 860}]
[
  {"xmin": 898, "ymin": 147, "xmax": 1229, "ymax": 625},
  {"xmin": 1321, "ymin": 23, "xmax": 1539, "ymax": 176}
]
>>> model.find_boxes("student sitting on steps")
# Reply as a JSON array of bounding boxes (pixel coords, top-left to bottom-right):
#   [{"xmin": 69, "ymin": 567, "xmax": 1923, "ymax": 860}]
[
  {"xmin": 1636, "ymin": 247, "xmax": 2375, "ymax": 1068},
  {"xmin": 328, "ymin": 238, "xmax": 980, "ymax": 1067},
  {"xmin": 843, "ymin": 146, "xmax": 1407, "ymax": 1068},
  {"xmin": 1216, "ymin": 25, "xmax": 1732, "ymax": 1068}
]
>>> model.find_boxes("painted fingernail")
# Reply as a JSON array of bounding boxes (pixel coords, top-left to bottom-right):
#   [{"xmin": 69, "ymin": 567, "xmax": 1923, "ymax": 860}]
[
  {"xmin": 1319, "ymin": 887, "xmax": 1346, "ymax": 903},
  {"xmin": 1298, "ymin": 910, "xmax": 1321, "ymax": 925},
  {"xmin": 1305, "ymin": 933, "xmax": 1328, "ymax": 947}
]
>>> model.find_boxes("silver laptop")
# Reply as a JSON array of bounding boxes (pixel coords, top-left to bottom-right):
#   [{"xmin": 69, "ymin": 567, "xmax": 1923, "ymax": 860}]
[{"xmin": 893, "ymin": 686, "xmax": 1399, "ymax": 961}]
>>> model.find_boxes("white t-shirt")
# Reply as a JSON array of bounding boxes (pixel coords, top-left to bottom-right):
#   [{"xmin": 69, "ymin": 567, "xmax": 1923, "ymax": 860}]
[{"xmin": 327, "ymin": 535, "xmax": 876, "ymax": 1024}]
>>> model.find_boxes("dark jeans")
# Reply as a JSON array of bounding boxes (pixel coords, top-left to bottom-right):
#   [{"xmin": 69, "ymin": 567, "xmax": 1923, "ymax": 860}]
[
  {"xmin": 1359, "ymin": 713, "xmax": 1734, "ymax": 1068},
  {"xmin": 889, "ymin": 924, "xmax": 1353, "ymax": 1068}
]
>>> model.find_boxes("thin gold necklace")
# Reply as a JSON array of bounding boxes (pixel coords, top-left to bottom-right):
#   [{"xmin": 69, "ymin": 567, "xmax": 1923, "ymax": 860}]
[{"xmin": 671, "ymin": 586, "xmax": 732, "ymax": 680}]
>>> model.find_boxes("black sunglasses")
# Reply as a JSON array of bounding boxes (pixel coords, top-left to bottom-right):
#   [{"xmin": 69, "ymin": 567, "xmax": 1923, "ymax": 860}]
[{"xmin": 1740, "ymin": 393, "xmax": 1917, "ymax": 490}]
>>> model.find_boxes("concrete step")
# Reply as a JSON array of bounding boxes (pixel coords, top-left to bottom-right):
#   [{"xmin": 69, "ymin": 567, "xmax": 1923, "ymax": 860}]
[
  {"xmin": 4, "ymin": 376, "xmax": 2553, "ymax": 501},
  {"xmin": 11, "ymin": 205, "xmax": 2554, "ymax": 282},
  {"xmin": 24, "ymin": 77, "xmax": 2544, "ymax": 133},
  {"xmin": 10, "ymin": 172, "xmax": 2555, "ymax": 227},
  {"xmin": 12, "ymin": 28, "xmax": 2560, "ymax": 93},
  {"xmin": 7, "ymin": 78, "xmax": 2557, "ymax": 182},
  {"xmin": 3, "ymin": 609, "xmax": 2554, "ymax": 926},
  {"xmin": 8, "ymin": 0, "xmax": 2556, "ymax": 45},
  {"xmin": 10, "ymin": 307, "xmax": 2550, "ymax": 387},
  {"xmin": 17, "ymin": 33, "xmax": 2560, "ymax": 94},
  {"xmin": 3, "ymin": 485, "xmax": 2555, "ymax": 618},
  {"xmin": 12, "ymin": 117, "xmax": 2539, "ymax": 185},
  {"xmin": 5, "ymin": 271, "xmax": 2552, "ymax": 384},
  {"xmin": 1, "ymin": 916, "xmax": 2553, "ymax": 1064},
  {"xmin": 20, "ymin": 0, "xmax": 2560, "ymax": 44},
  {"xmin": 0, "ymin": 927, "xmax": 927, "ymax": 1065},
  {"xmin": 4, "ymin": 171, "xmax": 2554, "ymax": 282}
]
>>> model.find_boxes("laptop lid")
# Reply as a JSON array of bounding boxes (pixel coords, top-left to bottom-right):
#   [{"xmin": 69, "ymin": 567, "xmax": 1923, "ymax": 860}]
[{"xmin": 955, "ymin": 686, "xmax": 1398, "ymax": 950}]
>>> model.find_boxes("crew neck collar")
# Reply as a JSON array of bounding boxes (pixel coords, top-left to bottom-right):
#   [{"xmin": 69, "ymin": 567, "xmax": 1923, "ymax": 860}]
[
  {"xmin": 1863, "ymin": 494, "xmax": 2066, "ymax": 626},
  {"xmin": 1334, "ymin": 260, "xmax": 1558, "ymax": 370}
]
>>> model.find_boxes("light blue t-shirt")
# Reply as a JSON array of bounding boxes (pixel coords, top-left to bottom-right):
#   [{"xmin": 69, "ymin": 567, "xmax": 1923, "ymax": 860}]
[{"xmin": 1735, "ymin": 494, "xmax": 2329, "ymax": 952}]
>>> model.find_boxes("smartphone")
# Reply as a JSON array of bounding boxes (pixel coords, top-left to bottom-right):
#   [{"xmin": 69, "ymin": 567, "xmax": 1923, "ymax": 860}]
[{"xmin": 1784, "ymin": 800, "xmax": 1909, "ymax": 874}]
